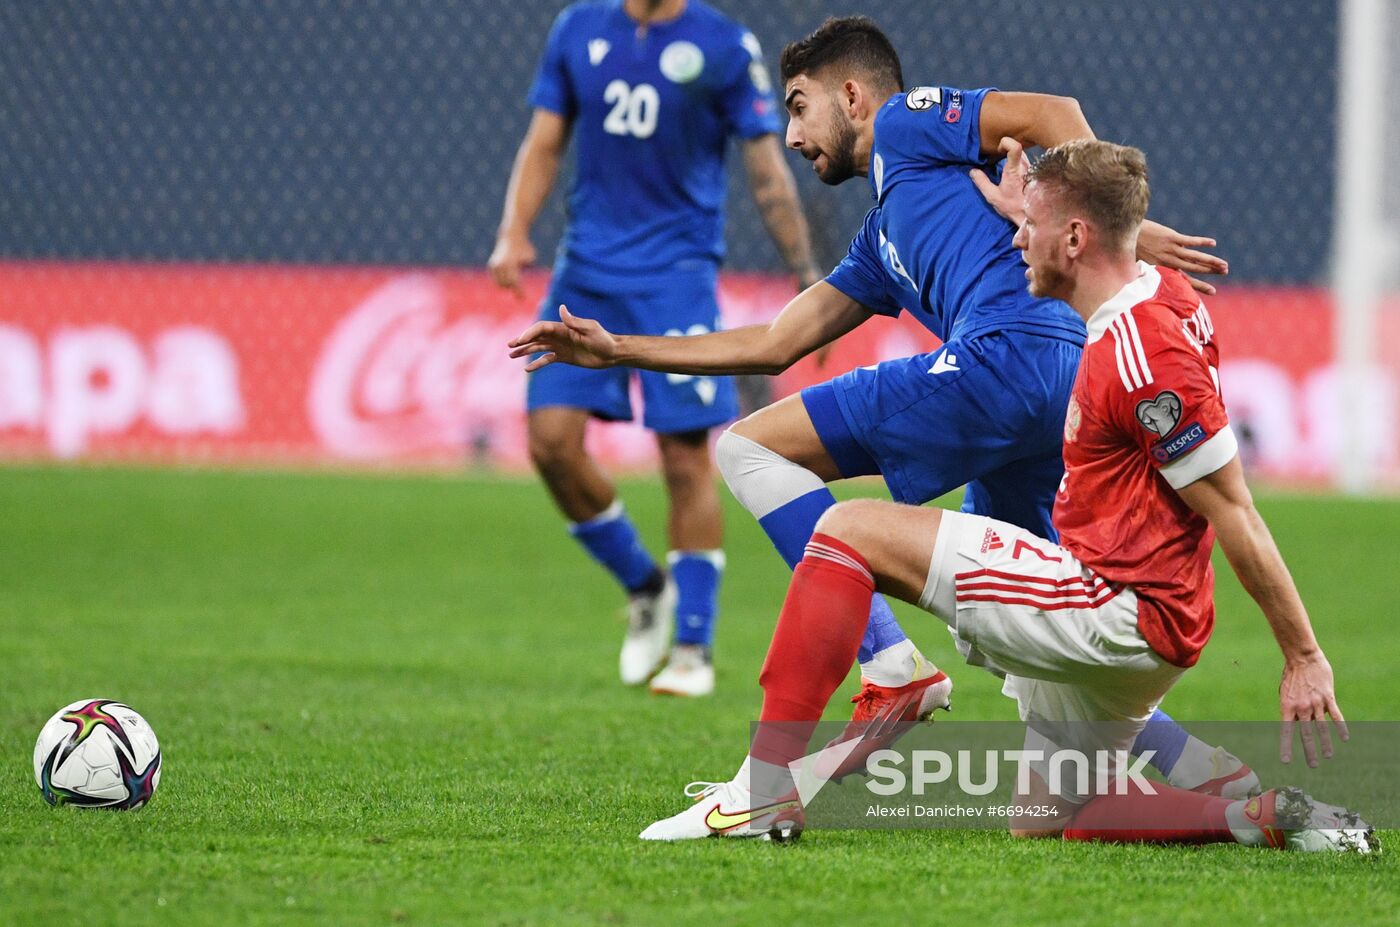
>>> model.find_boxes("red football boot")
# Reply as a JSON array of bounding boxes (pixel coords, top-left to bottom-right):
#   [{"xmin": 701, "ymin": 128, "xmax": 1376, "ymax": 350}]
[{"xmin": 822, "ymin": 671, "xmax": 953, "ymax": 782}]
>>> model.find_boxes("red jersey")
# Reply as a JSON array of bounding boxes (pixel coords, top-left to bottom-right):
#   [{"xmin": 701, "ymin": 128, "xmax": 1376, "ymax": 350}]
[{"xmin": 1054, "ymin": 264, "xmax": 1238, "ymax": 667}]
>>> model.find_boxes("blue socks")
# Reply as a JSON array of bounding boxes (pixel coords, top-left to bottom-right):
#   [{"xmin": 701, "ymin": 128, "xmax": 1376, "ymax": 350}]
[
  {"xmin": 1131, "ymin": 709, "xmax": 1190, "ymax": 776},
  {"xmin": 858, "ymin": 598, "xmax": 908, "ymax": 665},
  {"xmin": 756, "ymin": 487, "xmax": 834, "ymax": 567},
  {"xmin": 757, "ymin": 487, "xmax": 911, "ymax": 666},
  {"xmin": 669, "ymin": 550, "xmax": 725, "ymax": 647},
  {"xmin": 568, "ymin": 501, "xmax": 659, "ymax": 594},
  {"xmin": 569, "ymin": 501, "xmax": 725, "ymax": 648}
]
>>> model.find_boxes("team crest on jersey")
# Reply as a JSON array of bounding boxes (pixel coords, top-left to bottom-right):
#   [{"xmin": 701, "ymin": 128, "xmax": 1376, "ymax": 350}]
[
  {"xmin": 905, "ymin": 86, "xmax": 941, "ymax": 111},
  {"xmin": 1064, "ymin": 396, "xmax": 1082, "ymax": 443},
  {"xmin": 588, "ymin": 39, "xmax": 610, "ymax": 66},
  {"xmin": 1135, "ymin": 390, "xmax": 1182, "ymax": 436},
  {"xmin": 660, "ymin": 41, "xmax": 705, "ymax": 83}
]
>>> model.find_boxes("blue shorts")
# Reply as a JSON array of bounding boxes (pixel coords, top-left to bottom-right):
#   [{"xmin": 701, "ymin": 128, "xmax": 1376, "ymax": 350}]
[
  {"xmin": 526, "ymin": 265, "xmax": 738, "ymax": 435},
  {"xmin": 802, "ymin": 330, "xmax": 1082, "ymax": 540}
]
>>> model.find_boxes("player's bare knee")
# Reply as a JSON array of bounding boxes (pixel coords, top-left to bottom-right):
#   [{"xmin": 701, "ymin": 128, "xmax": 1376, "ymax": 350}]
[
  {"xmin": 813, "ymin": 498, "xmax": 885, "ymax": 554},
  {"xmin": 658, "ymin": 431, "xmax": 714, "ymax": 487},
  {"xmin": 527, "ymin": 421, "xmax": 586, "ymax": 475},
  {"xmin": 725, "ymin": 410, "xmax": 769, "ymax": 445}
]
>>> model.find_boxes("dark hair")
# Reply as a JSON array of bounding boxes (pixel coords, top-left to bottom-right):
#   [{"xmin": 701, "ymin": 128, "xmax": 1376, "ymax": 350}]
[{"xmin": 779, "ymin": 16, "xmax": 904, "ymax": 95}]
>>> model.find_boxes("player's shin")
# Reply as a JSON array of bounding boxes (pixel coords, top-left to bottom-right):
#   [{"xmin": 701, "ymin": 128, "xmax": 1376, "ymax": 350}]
[
  {"xmin": 568, "ymin": 500, "xmax": 663, "ymax": 594},
  {"xmin": 1131, "ymin": 710, "xmax": 1260, "ymax": 798},
  {"xmin": 750, "ymin": 534, "xmax": 876, "ymax": 780},
  {"xmin": 667, "ymin": 550, "xmax": 724, "ymax": 647},
  {"xmin": 1062, "ymin": 781, "xmax": 1236, "ymax": 845}
]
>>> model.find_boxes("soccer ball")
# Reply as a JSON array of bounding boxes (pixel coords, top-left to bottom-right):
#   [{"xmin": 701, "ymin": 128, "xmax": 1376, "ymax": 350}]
[{"xmin": 32, "ymin": 699, "xmax": 162, "ymax": 809}]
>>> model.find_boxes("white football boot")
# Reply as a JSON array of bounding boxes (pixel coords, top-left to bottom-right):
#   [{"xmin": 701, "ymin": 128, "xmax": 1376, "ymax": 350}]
[
  {"xmin": 1233, "ymin": 787, "xmax": 1380, "ymax": 854},
  {"xmin": 639, "ymin": 775, "xmax": 803, "ymax": 842},
  {"xmin": 619, "ymin": 577, "xmax": 676, "ymax": 686},
  {"xmin": 649, "ymin": 644, "xmax": 714, "ymax": 697}
]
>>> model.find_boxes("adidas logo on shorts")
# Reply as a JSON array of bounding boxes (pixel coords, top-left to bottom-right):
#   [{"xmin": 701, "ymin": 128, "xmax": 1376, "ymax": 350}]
[{"xmin": 981, "ymin": 528, "xmax": 1004, "ymax": 553}]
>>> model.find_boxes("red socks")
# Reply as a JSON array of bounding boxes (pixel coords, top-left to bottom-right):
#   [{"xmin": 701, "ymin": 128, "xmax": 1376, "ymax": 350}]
[
  {"xmin": 750, "ymin": 534, "xmax": 875, "ymax": 768},
  {"xmin": 1063, "ymin": 780, "xmax": 1235, "ymax": 844}
]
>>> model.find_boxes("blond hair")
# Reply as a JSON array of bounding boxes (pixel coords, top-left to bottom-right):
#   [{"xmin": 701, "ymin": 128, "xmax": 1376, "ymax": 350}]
[{"xmin": 1028, "ymin": 140, "xmax": 1149, "ymax": 251}]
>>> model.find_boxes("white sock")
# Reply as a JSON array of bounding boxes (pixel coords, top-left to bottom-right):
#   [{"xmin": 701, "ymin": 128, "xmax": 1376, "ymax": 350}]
[
  {"xmin": 736, "ymin": 754, "xmax": 793, "ymax": 803},
  {"xmin": 860, "ymin": 639, "xmax": 929, "ymax": 687},
  {"xmin": 1164, "ymin": 738, "xmax": 1224, "ymax": 790}
]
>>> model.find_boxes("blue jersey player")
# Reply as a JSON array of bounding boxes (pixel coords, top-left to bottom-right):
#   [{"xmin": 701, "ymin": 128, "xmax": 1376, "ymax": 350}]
[
  {"xmin": 491, "ymin": 0, "xmax": 822, "ymax": 697},
  {"xmin": 511, "ymin": 16, "xmax": 1256, "ymax": 799}
]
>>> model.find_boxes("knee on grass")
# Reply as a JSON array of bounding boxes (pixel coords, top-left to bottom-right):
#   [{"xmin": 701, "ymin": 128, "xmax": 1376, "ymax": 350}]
[{"xmin": 1008, "ymin": 820, "xmax": 1069, "ymax": 840}]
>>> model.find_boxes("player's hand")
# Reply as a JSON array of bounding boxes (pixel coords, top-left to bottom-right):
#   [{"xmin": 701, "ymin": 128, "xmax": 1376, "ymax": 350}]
[
  {"xmin": 1135, "ymin": 220, "xmax": 1228, "ymax": 295},
  {"xmin": 1278, "ymin": 652, "xmax": 1348, "ymax": 767},
  {"xmin": 508, "ymin": 304, "xmax": 619, "ymax": 371},
  {"xmin": 970, "ymin": 137, "xmax": 1029, "ymax": 226},
  {"xmin": 488, "ymin": 233, "xmax": 537, "ymax": 299}
]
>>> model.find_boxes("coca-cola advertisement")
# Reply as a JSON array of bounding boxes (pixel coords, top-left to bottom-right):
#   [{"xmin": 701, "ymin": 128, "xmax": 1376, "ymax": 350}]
[{"xmin": 0, "ymin": 260, "xmax": 1396, "ymax": 484}]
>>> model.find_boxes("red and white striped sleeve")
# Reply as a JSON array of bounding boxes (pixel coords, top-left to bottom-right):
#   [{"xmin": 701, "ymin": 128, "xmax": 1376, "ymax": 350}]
[{"xmin": 1103, "ymin": 306, "xmax": 1237, "ymax": 489}]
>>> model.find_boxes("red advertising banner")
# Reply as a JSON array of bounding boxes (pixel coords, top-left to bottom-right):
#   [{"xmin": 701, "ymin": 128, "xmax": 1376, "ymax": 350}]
[{"xmin": 0, "ymin": 261, "xmax": 1396, "ymax": 485}]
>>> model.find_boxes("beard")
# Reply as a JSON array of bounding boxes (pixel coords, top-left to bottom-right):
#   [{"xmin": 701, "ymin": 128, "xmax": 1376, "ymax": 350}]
[
  {"xmin": 814, "ymin": 109, "xmax": 859, "ymax": 185},
  {"xmin": 1027, "ymin": 262, "xmax": 1070, "ymax": 300}
]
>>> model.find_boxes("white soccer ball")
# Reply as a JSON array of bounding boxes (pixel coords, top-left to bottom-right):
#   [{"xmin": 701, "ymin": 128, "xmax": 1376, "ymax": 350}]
[{"xmin": 33, "ymin": 699, "xmax": 162, "ymax": 809}]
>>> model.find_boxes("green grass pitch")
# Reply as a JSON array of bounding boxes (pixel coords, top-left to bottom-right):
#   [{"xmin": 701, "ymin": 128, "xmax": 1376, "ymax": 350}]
[{"xmin": 0, "ymin": 465, "xmax": 1396, "ymax": 925}]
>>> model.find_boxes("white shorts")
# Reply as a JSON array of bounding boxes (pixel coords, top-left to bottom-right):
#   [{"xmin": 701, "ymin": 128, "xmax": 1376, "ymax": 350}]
[{"xmin": 920, "ymin": 512, "xmax": 1184, "ymax": 798}]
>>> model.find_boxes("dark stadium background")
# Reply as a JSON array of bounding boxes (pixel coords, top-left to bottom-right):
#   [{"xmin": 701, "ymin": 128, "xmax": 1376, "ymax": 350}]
[{"xmin": 0, "ymin": 0, "xmax": 1335, "ymax": 283}]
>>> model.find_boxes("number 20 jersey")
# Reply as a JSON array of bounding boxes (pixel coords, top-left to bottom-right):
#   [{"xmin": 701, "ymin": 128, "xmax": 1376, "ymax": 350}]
[{"xmin": 528, "ymin": 0, "xmax": 780, "ymax": 282}]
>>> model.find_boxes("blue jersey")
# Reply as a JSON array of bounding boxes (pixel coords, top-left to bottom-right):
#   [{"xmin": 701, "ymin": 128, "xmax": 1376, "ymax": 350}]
[
  {"xmin": 528, "ymin": 0, "xmax": 780, "ymax": 285},
  {"xmin": 826, "ymin": 87, "xmax": 1085, "ymax": 344}
]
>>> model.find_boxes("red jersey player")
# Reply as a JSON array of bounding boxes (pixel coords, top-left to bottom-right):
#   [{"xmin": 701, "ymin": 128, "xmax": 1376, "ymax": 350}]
[{"xmin": 636, "ymin": 139, "xmax": 1374, "ymax": 852}]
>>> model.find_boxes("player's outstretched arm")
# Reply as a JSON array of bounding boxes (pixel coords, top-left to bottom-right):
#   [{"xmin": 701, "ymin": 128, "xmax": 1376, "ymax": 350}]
[
  {"xmin": 1175, "ymin": 456, "xmax": 1348, "ymax": 767},
  {"xmin": 1135, "ymin": 221, "xmax": 1229, "ymax": 295},
  {"xmin": 977, "ymin": 91, "xmax": 1094, "ymax": 155},
  {"xmin": 742, "ymin": 135, "xmax": 824, "ymax": 291},
  {"xmin": 488, "ymin": 109, "xmax": 570, "ymax": 298},
  {"xmin": 975, "ymin": 93, "xmax": 1230, "ymax": 294},
  {"xmin": 508, "ymin": 282, "xmax": 871, "ymax": 376}
]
